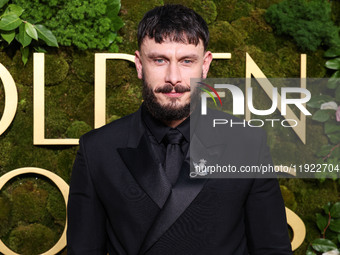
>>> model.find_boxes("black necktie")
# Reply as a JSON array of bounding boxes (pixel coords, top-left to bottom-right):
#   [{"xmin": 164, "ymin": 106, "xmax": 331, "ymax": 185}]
[{"xmin": 164, "ymin": 128, "xmax": 185, "ymax": 186}]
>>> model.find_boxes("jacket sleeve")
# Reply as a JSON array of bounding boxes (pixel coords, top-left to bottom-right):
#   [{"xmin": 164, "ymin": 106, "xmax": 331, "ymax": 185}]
[
  {"xmin": 67, "ymin": 136, "xmax": 108, "ymax": 255},
  {"xmin": 244, "ymin": 131, "xmax": 293, "ymax": 255}
]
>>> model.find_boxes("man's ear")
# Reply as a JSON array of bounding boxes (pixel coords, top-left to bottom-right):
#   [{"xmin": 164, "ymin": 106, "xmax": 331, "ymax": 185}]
[
  {"xmin": 202, "ymin": 51, "xmax": 213, "ymax": 79},
  {"xmin": 135, "ymin": 50, "xmax": 143, "ymax": 79}
]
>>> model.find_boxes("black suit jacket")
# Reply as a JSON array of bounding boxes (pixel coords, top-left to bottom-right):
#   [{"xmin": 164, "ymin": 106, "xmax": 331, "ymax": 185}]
[{"xmin": 67, "ymin": 107, "xmax": 292, "ymax": 255}]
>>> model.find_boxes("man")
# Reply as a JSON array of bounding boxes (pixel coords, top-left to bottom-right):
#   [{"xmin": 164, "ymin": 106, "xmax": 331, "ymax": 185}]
[{"xmin": 67, "ymin": 4, "xmax": 292, "ymax": 255}]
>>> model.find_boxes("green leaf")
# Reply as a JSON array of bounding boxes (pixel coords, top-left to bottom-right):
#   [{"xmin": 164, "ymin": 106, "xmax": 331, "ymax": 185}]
[
  {"xmin": 106, "ymin": 0, "xmax": 121, "ymax": 17},
  {"xmin": 330, "ymin": 219, "xmax": 340, "ymax": 232},
  {"xmin": 332, "ymin": 147, "xmax": 340, "ymax": 159},
  {"xmin": 308, "ymin": 95, "xmax": 334, "ymax": 109},
  {"xmin": 20, "ymin": 46, "xmax": 29, "ymax": 65},
  {"xmin": 325, "ymin": 230, "xmax": 340, "ymax": 245},
  {"xmin": 0, "ymin": 0, "xmax": 9, "ymax": 9},
  {"xmin": 0, "ymin": 13, "xmax": 22, "ymax": 31},
  {"xmin": 111, "ymin": 17, "xmax": 124, "ymax": 31},
  {"xmin": 33, "ymin": 46, "xmax": 47, "ymax": 53},
  {"xmin": 331, "ymin": 71, "xmax": 340, "ymax": 79},
  {"xmin": 107, "ymin": 32, "xmax": 117, "ymax": 44},
  {"xmin": 16, "ymin": 23, "xmax": 31, "ymax": 47},
  {"xmin": 25, "ymin": 22, "xmax": 38, "ymax": 40},
  {"xmin": 331, "ymin": 202, "xmax": 340, "ymax": 218},
  {"xmin": 336, "ymin": 85, "xmax": 340, "ymax": 101},
  {"xmin": 312, "ymin": 110, "xmax": 331, "ymax": 122},
  {"xmin": 306, "ymin": 250, "xmax": 317, "ymax": 255},
  {"xmin": 311, "ymin": 238, "xmax": 337, "ymax": 252},
  {"xmin": 326, "ymin": 58, "xmax": 340, "ymax": 70},
  {"xmin": 328, "ymin": 132, "xmax": 340, "ymax": 144},
  {"xmin": 325, "ymin": 47, "xmax": 340, "ymax": 58},
  {"xmin": 325, "ymin": 202, "xmax": 332, "ymax": 214},
  {"xmin": 1, "ymin": 30, "xmax": 15, "ymax": 43},
  {"xmin": 35, "ymin": 24, "xmax": 58, "ymax": 47},
  {"xmin": 327, "ymin": 71, "xmax": 340, "ymax": 89},
  {"xmin": 317, "ymin": 145, "xmax": 333, "ymax": 157},
  {"xmin": 325, "ymin": 121, "xmax": 340, "ymax": 135},
  {"xmin": 316, "ymin": 213, "xmax": 329, "ymax": 233},
  {"xmin": 4, "ymin": 4, "xmax": 24, "ymax": 17}
]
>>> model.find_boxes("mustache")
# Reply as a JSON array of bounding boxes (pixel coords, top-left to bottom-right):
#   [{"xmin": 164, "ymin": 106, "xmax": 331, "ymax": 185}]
[{"xmin": 154, "ymin": 84, "xmax": 190, "ymax": 93}]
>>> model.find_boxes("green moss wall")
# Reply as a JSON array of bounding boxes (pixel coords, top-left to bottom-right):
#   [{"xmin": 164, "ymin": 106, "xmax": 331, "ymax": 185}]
[{"xmin": 0, "ymin": 0, "xmax": 339, "ymax": 254}]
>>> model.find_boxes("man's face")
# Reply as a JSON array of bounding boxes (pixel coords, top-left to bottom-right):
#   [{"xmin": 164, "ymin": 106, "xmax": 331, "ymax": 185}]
[{"xmin": 135, "ymin": 37, "xmax": 212, "ymax": 123}]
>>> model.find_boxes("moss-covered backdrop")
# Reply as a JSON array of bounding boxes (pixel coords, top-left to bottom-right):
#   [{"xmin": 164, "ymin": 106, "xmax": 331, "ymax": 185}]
[{"xmin": 0, "ymin": 0, "xmax": 339, "ymax": 254}]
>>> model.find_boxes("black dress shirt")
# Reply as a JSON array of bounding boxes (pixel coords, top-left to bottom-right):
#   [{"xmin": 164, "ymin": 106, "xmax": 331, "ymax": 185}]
[{"xmin": 141, "ymin": 104, "xmax": 190, "ymax": 168}]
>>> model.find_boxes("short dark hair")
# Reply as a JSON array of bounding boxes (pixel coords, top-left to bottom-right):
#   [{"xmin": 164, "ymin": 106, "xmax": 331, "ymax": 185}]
[{"xmin": 137, "ymin": 4, "xmax": 209, "ymax": 51}]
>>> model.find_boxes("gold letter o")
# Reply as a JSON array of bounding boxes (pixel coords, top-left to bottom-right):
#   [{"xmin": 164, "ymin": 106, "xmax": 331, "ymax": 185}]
[
  {"xmin": 0, "ymin": 167, "xmax": 69, "ymax": 255},
  {"xmin": 286, "ymin": 207, "xmax": 306, "ymax": 251},
  {"xmin": 0, "ymin": 63, "xmax": 18, "ymax": 136}
]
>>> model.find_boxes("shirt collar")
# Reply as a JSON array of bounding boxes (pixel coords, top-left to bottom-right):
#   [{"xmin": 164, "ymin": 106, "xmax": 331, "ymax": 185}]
[{"xmin": 142, "ymin": 104, "xmax": 190, "ymax": 144}]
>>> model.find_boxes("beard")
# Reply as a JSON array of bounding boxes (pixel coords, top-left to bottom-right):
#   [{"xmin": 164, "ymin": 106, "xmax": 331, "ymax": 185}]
[{"xmin": 142, "ymin": 80, "xmax": 191, "ymax": 122}]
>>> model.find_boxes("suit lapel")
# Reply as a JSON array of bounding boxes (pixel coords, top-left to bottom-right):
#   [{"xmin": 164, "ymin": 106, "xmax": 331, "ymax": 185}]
[
  {"xmin": 118, "ymin": 133, "xmax": 172, "ymax": 209},
  {"xmin": 117, "ymin": 108, "xmax": 172, "ymax": 209}
]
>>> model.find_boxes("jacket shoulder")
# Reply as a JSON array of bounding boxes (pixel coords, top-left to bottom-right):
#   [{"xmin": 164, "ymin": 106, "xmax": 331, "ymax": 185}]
[{"xmin": 80, "ymin": 111, "xmax": 139, "ymax": 148}]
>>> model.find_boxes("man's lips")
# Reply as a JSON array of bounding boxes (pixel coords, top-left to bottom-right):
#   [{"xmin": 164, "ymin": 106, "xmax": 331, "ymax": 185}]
[{"xmin": 163, "ymin": 91, "xmax": 185, "ymax": 97}]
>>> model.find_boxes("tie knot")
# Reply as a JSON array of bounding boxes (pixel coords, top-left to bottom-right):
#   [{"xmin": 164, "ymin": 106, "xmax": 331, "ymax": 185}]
[{"xmin": 164, "ymin": 129, "xmax": 184, "ymax": 145}]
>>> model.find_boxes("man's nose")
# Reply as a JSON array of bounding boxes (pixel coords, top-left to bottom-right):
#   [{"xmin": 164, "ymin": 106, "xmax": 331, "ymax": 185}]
[{"xmin": 165, "ymin": 62, "xmax": 181, "ymax": 85}]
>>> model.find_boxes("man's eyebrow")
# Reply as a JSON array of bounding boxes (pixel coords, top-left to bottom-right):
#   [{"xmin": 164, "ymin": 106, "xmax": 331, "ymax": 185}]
[
  {"xmin": 179, "ymin": 54, "xmax": 199, "ymax": 60},
  {"xmin": 146, "ymin": 53, "xmax": 168, "ymax": 59},
  {"xmin": 146, "ymin": 53, "xmax": 199, "ymax": 60}
]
